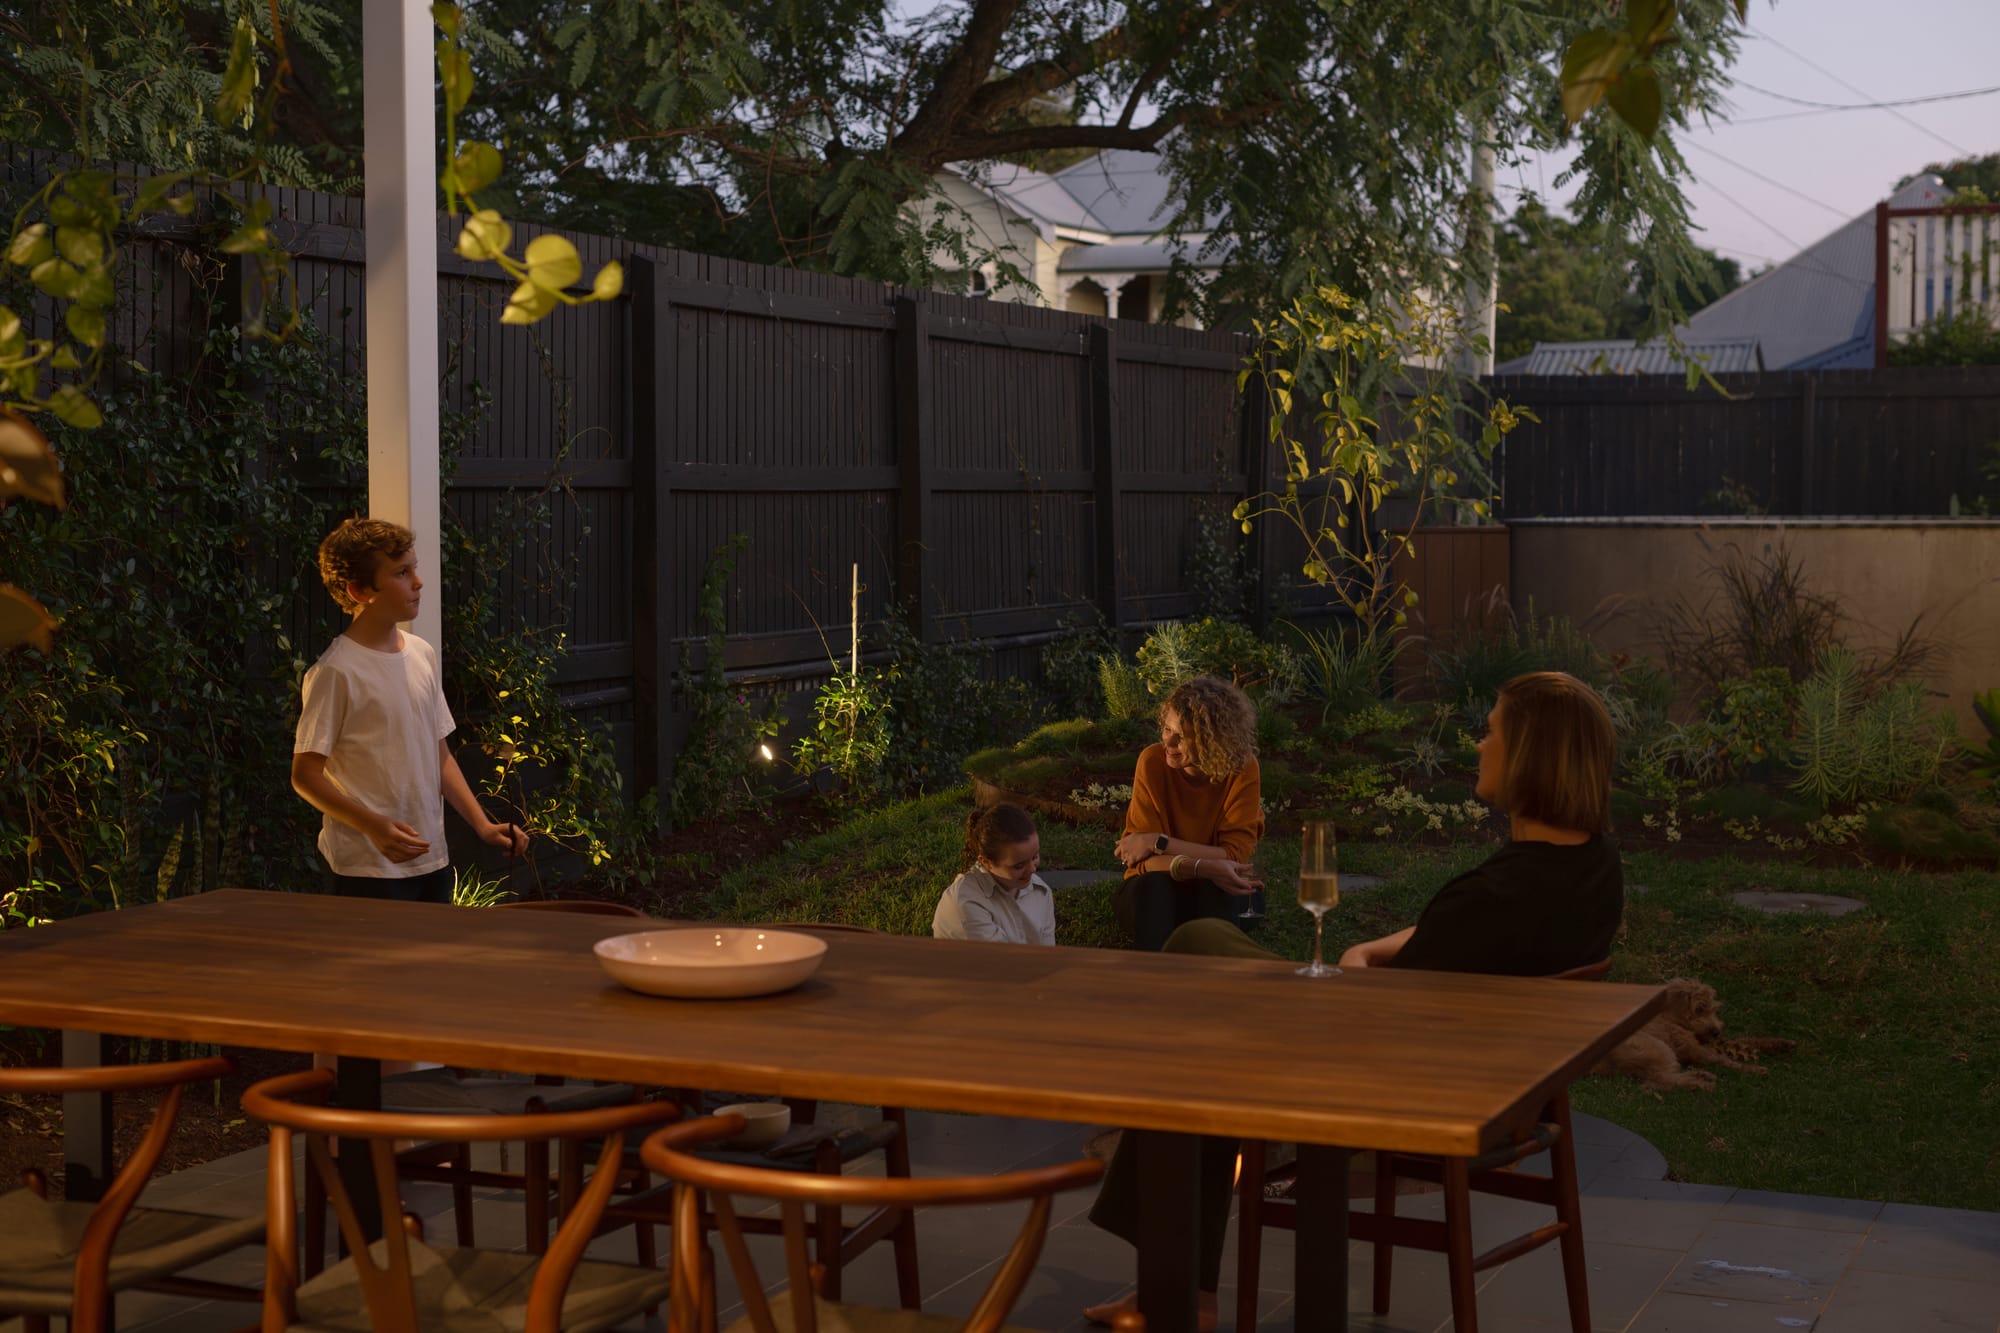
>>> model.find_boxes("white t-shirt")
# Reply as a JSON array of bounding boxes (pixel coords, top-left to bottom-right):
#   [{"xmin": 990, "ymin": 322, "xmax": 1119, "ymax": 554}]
[
  {"xmin": 932, "ymin": 867, "xmax": 1056, "ymax": 946},
  {"xmin": 294, "ymin": 632, "xmax": 455, "ymax": 878}
]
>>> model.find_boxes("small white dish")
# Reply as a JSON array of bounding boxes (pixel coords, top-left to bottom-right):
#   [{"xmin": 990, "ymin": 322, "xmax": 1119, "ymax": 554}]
[
  {"xmin": 593, "ymin": 927, "xmax": 829, "ymax": 999},
  {"xmin": 713, "ymin": 1101, "xmax": 791, "ymax": 1148}
]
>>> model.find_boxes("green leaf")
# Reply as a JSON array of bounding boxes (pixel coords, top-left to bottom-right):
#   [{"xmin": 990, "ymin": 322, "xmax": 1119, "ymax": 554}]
[
  {"xmin": 75, "ymin": 264, "xmax": 113, "ymax": 307},
  {"xmin": 1605, "ymin": 64, "xmax": 1664, "ymax": 141},
  {"xmin": 455, "ymin": 209, "xmax": 512, "ymax": 261},
  {"xmin": 523, "ymin": 234, "xmax": 582, "ymax": 291},
  {"xmin": 6, "ymin": 224, "xmax": 52, "ymax": 268},
  {"xmin": 439, "ymin": 44, "xmax": 474, "ymax": 117},
  {"xmin": 588, "ymin": 261, "xmax": 624, "ymax": 301},
  {"xmin": 29, "ymin": 257, "xmax": 83, "ymax": 300},
  {"xmin": 55, "ymin": 226, "xmax": 105, "ymax": 269},
  {"xmin": 217, "ymin": 18, "xmax": 259, "ymax": 125},
  {"xmin": 50, "ymin": 345, "xmax": 81, "ymax": 371},
  {"xmin": 0, "ymin": 307, "xmax": 23, "ymax": 356},
  {"xmin": 502, "ymin": 280, "xmax": 560, "ymax": 325},
  {"xmin": 431, "ymin": 2, "xmax": 462, "ymax": 36},
  {"xmin": 64, "ymin": 304, "xmax": 106, "ymax": 349},
  {"xmin": 1560, "ymin": 30, "xmax": 1636, "ymax": 125},
  {"xmin": 217, "ymin": 223, "xmax": 270, "ymax": 255},
  {"xmin": 444, "ymin": 141, "xmax": 502, "ymax": 196},
  {"xmin": 48, "ymin": 384, "xmax": 102, "ymax": 429}
]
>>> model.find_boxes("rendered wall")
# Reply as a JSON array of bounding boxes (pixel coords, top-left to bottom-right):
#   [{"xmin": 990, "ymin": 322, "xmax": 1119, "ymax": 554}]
[{"xmin": 1510, "ymin": 518, "xmax": 2000, "ymax": 732}]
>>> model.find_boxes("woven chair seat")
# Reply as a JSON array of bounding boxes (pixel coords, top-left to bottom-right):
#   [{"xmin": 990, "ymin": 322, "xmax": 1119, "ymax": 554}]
[
  {"xmin": 0, "ymin": 1190, "xmax": 264, "ymax": 1314},
  {"xmin": 292, "ymin": 1238, "xmax": 673, "ymax": 1333},
  {"xmin": 722, "ymin": 1290, "xmax": 1042, "ymax": 1333}
]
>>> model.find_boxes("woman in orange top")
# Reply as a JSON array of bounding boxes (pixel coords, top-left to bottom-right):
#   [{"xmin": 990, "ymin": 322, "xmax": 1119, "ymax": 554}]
[{"xmin": 1112, "ymin": 675, "xmax": 1265, "ymax": 949}]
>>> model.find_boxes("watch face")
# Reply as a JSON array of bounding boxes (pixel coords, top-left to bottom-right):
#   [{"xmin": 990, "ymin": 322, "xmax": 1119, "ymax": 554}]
[{"xmin": 1155, "ymin": 834, "xmax": 1169, "ymax": 853}]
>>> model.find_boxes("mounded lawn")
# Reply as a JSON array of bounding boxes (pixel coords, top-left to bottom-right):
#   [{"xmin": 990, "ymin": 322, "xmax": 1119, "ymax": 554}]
[{"xmin": 689, "ymin": 786, "xmax": 2000, "ymax": 1212}]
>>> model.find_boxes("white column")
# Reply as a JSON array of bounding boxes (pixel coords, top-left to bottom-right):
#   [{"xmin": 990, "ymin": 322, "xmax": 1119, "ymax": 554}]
[
  {"xmin": 1099, "ymin": 276, "xmax": 1127, "ymax": 318},
  {"xmin": 362, "ymin": 0, "xmax": 442, "ymax": 649}
]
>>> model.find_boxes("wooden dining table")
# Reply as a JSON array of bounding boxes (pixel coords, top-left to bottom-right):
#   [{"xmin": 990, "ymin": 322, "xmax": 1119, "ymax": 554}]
[{"xmin": 0, "ymin": 889, "xmax": 1663, "ymax": 1333}]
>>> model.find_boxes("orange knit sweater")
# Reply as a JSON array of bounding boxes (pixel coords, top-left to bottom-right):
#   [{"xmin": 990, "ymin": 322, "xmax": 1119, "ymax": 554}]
[{"xmin": 1121, "ymin": 743, "xmax": 1264, "ymax": 878}]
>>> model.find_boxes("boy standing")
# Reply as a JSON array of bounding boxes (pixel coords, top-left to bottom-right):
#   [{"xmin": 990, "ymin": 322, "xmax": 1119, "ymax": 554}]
[{"xmin": 292, "ymin": 517, "xmax": 527, "ymax": 901}]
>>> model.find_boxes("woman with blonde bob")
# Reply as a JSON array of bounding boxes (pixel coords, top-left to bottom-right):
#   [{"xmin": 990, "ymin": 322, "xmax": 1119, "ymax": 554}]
[
  {"xmin": 1083, "ymin": 670, "xmax": 1623, "ymax": 1330},
  {"xmin": 1112, "ymin": 675, "xmax": 1265, "ymax": 951}
]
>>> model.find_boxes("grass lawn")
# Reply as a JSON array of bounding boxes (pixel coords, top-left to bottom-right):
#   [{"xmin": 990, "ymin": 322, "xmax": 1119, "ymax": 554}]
[{"xmin": 690, "ymin": 786, "xmax": 2000, "ymax": 1213}]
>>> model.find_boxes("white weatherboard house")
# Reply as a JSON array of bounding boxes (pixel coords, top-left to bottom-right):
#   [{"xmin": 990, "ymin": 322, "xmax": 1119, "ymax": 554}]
[{"xmin": 924, "ymin": 150, "xmax": 1227, "ymax": 326}]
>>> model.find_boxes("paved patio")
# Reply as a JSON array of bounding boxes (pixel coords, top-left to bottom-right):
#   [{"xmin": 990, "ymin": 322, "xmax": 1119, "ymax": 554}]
[{"xmin": 10, "ymin": 1107, "xmax": 1998, "ymax": 1333}]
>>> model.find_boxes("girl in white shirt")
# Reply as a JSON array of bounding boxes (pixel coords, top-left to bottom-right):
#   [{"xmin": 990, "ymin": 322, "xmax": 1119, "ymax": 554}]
[{"xmin": 932, "ymin": 803, "xmax": 1056, "ymax": 945}]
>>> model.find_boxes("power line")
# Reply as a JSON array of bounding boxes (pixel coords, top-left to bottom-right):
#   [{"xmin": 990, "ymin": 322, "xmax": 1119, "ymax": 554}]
[
  {"xmin": 1732, "ymin": 78, "xmax": 2000, "ymax": 113},
  {"xmin": 1683, "ymin": 141, "xmax": 1852, "ymax": 220},
  {"xmin": 1749, "ymin": 27, "xmax": 1972, "ymax": 157}
]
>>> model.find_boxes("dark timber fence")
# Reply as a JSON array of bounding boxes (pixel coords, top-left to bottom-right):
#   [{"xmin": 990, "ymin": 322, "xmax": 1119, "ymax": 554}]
[
  {"xmin": 15, "ymin": 145, "xmax": 2000, "ymax": 806},
  {"xmin": 1492, "ymin": 368, "xmax": 2000, "ymax": 518}
]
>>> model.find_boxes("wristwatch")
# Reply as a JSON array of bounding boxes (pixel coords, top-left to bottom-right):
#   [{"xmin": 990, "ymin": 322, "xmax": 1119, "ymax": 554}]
[{"xmin": 1153, "ymin": 833, "xmax": 1170, "ymax": 854}]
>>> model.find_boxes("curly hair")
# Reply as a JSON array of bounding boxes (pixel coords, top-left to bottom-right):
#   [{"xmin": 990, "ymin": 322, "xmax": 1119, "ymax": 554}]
[
  {"xmin": 317, "ymin": 517, "xmax": 414, "ymax": 615},
  {"xmin": 1161, "ymin": 675, "xmax": 1257, "ymax": 779}
]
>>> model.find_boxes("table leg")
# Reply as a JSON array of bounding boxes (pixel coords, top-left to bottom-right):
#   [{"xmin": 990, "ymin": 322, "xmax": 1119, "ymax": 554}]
[
  {"xmin": 1294, "ymin": 1143, "xmax": 1351, "ymax": 1333},
  {"xmin": 1132, "ymin": 1130, "xmax": 1201, "ymax": 1333},
  {"xmin": 61, "ymin": 1030, "xmax": 113, "ymax": 1202},
  {"xmin": 334, "ymin": 1057, "xmax": 384, "ymax": 1247}
]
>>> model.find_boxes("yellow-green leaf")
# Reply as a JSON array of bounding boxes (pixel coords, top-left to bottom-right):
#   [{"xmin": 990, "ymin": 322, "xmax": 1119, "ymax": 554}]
[
  {"xmin": 501, "ymin": 280, "xmax": 559, "ymax": 325},
  {"xmin": 64, "ymin": 304, "xmax": 105, "ymax": 349},
  {"xmin": 0, "ymin": 409, "xmax": 64, "ymax": 507},
  {"xmin": 0, "ymin": 307, "xmax": 22, "ymax": 357},
  {"xmin": 48, "ymin": 385, "xmax": 102, "ymax": 429},
  {"xmin": 6, "ymin": 224, "xmax": 52, "ymax": 268},
  {"xmin": 439, "ymin": 44, "xmax": 474, "ymax": 117},
  {"xmin": 0, "ymin": 584, "xmax": 55, "ymax": 654},
  {"xmin": 217, "ymin": 223, "xmax": 269, "ymax": 255},
  {"xmin": 217, "ymin": 18, "xmax": 259, "ymax": 125},
  {"xmin": 1560, "ymin": 30, "xmax": 1636, "ymax": 125},
  {"xmin": 445, "ymin": 141, "xmax": 502, "ymax": 196},
  {"xmin": 455, "ymin": 209, "xmax": 511, "ymax": 261},
  {"xmin": 431, "ymin": 2, "xmax": 462, "ymax": 36},
  {"xmin": 522, "ymin": 234, "xmax": 582, "ymax": 291},
  {"xmin": 1605, "ymin": 64, "xmax": 1664, "ymax": 141},
  {"xmin": 50, "ymin": 345, "xmax": 81, "ymax": 371},
  {"xmin": 588, "ymin": 260, "xmax": 624, "ymax": 301},
  {"xmin": 54, "ymin": 226, "xmax": 105, "ymax": 269},
  {"xmin": 29, "ymin": 257, "xmax": 83, "ymax": 300}
]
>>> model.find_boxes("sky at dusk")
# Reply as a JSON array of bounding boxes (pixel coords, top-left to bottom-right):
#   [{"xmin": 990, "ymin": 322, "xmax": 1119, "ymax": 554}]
[{"xmin": 1508, "ymin": 0, "xmax": 2000, "ymax": 272}]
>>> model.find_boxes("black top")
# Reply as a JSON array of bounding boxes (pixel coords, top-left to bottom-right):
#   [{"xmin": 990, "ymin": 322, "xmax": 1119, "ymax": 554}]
[{"xmin": 1385, "ymin": 835, "xmax": 1624, "ymax": 976}]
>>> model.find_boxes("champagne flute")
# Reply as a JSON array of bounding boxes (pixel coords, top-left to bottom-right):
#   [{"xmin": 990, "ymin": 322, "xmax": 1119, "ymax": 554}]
[{"xmin": 1296, "ymin": 820, "xmax": 1340, "ymax": 977}]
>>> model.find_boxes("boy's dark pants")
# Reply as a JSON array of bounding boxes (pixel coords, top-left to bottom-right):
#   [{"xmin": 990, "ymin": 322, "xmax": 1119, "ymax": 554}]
[{"xmin": 325, "ymin": 865, "xmax": 453, "ymax": 904}]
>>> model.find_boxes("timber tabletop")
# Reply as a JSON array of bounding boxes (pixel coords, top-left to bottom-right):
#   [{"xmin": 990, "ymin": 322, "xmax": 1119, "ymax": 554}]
[{"xmin": 0, "ymin": 889, "xmax": 1662, "ymax": 1156}]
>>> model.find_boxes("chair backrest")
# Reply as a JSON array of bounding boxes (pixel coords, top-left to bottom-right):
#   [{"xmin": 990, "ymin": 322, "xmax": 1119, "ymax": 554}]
[
  {"xmin": 0, "ymin": 1056, "xmax": 237, "ymax": 1331},
  {"xmin": 641, "ymin": 1115, "xmax": 1104, "ymax": 1333},
  {"xmin": 496, "ymin": 898, "xmax": 649, "ymax": 918},
  {"xmin": 242, "ymin": 1069, "xmax": 679, "ymax": 1333},
  {"xmin": 1549, "ymin": 958, "xmax": 1613, "ymax": 983}
]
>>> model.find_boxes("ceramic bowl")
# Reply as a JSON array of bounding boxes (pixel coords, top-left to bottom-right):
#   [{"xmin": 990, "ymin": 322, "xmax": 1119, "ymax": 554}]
[
  {"xmin": 712, "ymin": 1101, "xmax": 792, "ymax": 1149},
  {"xmin": 593, "ymin": 927, "xmax": 829, "ymax": 999}
]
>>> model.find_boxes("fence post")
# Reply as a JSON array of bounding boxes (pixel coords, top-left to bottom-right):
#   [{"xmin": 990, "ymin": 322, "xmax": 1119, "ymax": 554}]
[
  {"xmin": 1242, "ymin": 341, "xmax": 1275, "ymax": 634},
  {"xmin": 1090, "ymin": 322, "xmax": 1123, "ymax": 632},
  {"xmin": 894, "ymin": 295, "xmax": 936, "ymax": 642},
  {"xmin": 629, "ymin": 257, "xmax": 675, "ymax": 818},
  {"xmin": 1874, "ymin": 201, "xmax": 1890, "ymax": 370}
]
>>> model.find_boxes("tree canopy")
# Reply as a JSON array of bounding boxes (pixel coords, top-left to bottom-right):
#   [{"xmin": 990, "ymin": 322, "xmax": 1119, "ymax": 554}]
[
  {"xmin": 3, "ymin": 0, "xmax": 1749, "ymax": 326},
  {"xmin": 1494, "ymin": 199, "xmax": 1743, "ymax": 364}
]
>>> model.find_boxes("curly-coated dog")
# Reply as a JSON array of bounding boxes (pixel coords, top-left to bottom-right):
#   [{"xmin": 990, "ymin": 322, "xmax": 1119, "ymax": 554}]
[{"xmin": 1592, "ymin": 978, "xmax": 1796, "ymax": 1093}]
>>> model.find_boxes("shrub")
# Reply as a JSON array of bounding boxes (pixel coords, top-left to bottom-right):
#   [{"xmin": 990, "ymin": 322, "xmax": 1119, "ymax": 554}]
[
  {"xmin": 1790, "ymin": 650, "xmax": 1960, "ymax": 805},
  {"xmin": 1098, "ymin": 655, "xmax": 1152, "ymax": 720},
  {"xmin": 1430, "ymin": 600, "xmax": 1611, "ymax": 727},
  {"xmin": 1134, "ymin": 617, "xmax": 1299, "ymax": 699},
  {"xmin": 666, "ymin": 537, "xmax": 783, "ymax": 827},
  {"xmin": 1710, "ymin": 669, "xmax": 1797, "ymax": 774},
  {"xmin": 1290, "ymin": 623, "xmax": 1397, "ymax": 719},
  {"xmin": 1038, "ymin": 613, "xmax": 1116, "ymax": 720}
]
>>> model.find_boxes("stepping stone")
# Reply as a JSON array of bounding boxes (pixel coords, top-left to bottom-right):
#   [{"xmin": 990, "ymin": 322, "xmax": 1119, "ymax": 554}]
[
  {"xmin": 1628, "ymin": 883, "xmax": 1650, "ymax": 896},
  {"xmin": 1338, "ymin": 873, "xmax": 1387, "ymax": 891},
  {"xmin": 1730, "ymin": 891, "xmax": 1865, "ymax": 917}
]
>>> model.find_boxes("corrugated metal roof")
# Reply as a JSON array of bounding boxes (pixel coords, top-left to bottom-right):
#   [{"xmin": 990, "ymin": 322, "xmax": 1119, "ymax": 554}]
[
  {"xmin": 1516, "ymin": 336, "xmax": 1764, "ymax": 375},
  {"xmin": 967, "ymin": 146, "xmax": 1223, "ymax": 238},
  {"xmin": 1683, "ymin": 174, "xmax": 1946, "ymax": 369}
]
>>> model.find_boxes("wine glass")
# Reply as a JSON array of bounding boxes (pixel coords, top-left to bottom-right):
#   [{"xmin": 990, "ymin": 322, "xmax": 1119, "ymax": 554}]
[{"xmin": 1296, "ymin": 820, "xmax": 1340, "ymax": 977}]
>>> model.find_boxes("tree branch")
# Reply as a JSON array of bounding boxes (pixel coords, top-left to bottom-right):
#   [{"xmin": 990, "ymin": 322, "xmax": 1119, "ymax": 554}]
[
  {"xmin": 935, "ymin": 98, "xmax": 1280, "ymax": 165},
  {"xmin": 893, "ymin": 0, "xmax": 1027, "ymax": 158}
]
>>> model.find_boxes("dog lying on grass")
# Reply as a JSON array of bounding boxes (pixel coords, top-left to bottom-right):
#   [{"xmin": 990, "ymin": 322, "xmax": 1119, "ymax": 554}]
[{"xmin": 1593, "ymin": 977, "xmax": 1797, "ymax": 1093}]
